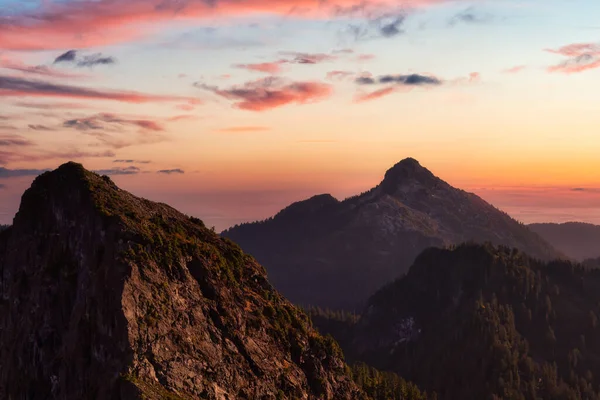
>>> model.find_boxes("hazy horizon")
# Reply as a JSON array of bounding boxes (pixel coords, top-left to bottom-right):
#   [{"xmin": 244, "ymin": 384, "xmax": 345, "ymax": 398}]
[{"xmin": 1, "ymin": 0, "xmax": 599, "ymax": 230}]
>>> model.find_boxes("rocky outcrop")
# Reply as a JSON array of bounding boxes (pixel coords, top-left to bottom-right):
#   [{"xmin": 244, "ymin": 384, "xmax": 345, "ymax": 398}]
[{"xmin": 0, "ymin": 162, "xmax": 364, "ymax": 400}]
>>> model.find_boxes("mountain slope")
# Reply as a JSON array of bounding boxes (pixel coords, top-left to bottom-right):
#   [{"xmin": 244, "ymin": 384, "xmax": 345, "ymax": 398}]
[
  {"xmin": 343, "ymin": 244, "xmax": 600, "ymax": 399},
  {"xmin": 0, "ymin": 162, "xmax": 364, "ymax": 400},
  {"xmin": 529, "ymin": 222, "xmax": 600, "ymax": 261},
  {"xmin": 223, "ymin": 158, "xmax": 560, "ymax": 310}
]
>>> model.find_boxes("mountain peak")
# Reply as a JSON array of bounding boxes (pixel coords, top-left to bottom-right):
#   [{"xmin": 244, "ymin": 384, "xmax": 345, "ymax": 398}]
[
  {"xmin": 1, "ymin": 163, "xmax": 364, "ymax": 399},
  {"xmin": 380, "ymin": 157, "xmax": 438, "ymax": 194}
]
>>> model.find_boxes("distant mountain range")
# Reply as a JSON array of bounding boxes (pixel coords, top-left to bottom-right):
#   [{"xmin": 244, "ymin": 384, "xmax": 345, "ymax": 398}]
[
  {"xmin": 314, "ymin": 243, "xmax": 600, "ymax": 399},
  {"xmin": 529, "ymin": 222, "xmax": 600, "ymax": 261},
  {"xmin": 223, "ymin": 158, "xmax": 562, "ymax": 310}
]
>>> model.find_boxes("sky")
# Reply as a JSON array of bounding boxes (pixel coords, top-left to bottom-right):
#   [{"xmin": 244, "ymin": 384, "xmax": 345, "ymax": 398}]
[{"xmin": 1, "ymin": 0, "xmax": 600, "ymax": 231}]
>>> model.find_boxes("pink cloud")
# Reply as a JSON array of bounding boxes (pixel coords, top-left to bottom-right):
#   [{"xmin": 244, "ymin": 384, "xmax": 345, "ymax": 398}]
[
  {"xmin": 468, "ymin": 72, "xmax": 481, "ymax": 82},
  {"xmin": 356, "ymin": 54, "xmax": 376, "ymax": 61},
  {"xmin": 0, "ymin": 0, "xmax": 449, "ymax": 50},
  {"xmin": 326, "ymin": 70, "xmax": 355, "ymax": 81},
  {"xmin": 198, "ymin": 77, "xmax": 333, "ymax": 111},
  {"xmin": 354, "ymin": 87, "xmax": 396, "ymax": 102},
  {"xmin": 503, "ymin": 65, "xmax": 526, "ymax": 74},
  {"xmin": 546, "ymin": 43, "xmax": 600, "ymax": 57},
  {"xmin": 233, "ymin": 61, "xmax": 285, "ymax": 74},
  {"xmin": 546, "ymin": 42, "xmax": 600, "ymax": 74}
]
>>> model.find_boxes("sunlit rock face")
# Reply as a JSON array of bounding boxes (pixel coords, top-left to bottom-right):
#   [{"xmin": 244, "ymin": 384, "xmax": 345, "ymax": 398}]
[{"xmin": 0, "ymin": 162, "xmax": 364, "ymax": 400}]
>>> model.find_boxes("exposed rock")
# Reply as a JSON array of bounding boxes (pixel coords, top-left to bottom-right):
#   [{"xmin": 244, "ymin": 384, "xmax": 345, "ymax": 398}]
[{"xmin": 0, "ymin": 162, "xmax": 364, "ymax": 400}]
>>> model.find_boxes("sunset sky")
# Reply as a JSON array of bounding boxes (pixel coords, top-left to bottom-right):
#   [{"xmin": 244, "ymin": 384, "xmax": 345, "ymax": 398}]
[{"xmin": 1, "ymin": 0, "xmax": 600, "ymax": 230}]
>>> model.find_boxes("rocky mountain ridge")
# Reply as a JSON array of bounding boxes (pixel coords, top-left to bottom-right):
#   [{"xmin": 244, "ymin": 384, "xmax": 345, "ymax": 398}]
[
  {"xmin": 223, "ymin": 158, "xmax": 561, "ymax": 310},
  {"xmin": 0, "ymin": 162, "xmax": 364, "ymax": 400}
]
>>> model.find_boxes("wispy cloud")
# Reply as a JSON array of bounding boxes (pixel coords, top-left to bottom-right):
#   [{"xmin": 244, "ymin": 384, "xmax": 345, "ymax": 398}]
[
  {"xmin": 54, "ymin": 50, "xmax": 116, "ymax": 68},
  {"xmin": 0, "ymin": 148, "xmax": 116, "ymax": 165},
  {"xmin": 546, "ymin": 43, "xmax": 600, "ymax": 74},
  {"xmin": 13, "ymin": 101, "xmax": 93, "ymax": 110},
  {"xmin": 354, "ymin": 87, "xmax": 397, "ymax": 102},
  {"xmin": 448, "ymin": 7, "xmax": 494, "ymax": 26},
  {"xmin": 233, "ymin": 62, "xmax": 285, "ymax": 74},
  {"xmin": 343, "ymin": 12, "xmax": 408, "ymax": 41},
  {"xmin": 62, "ymin": 113, "xmax": 166, "ymax": 149},
  {"xmin": 503, "ymin": 65, "xmax": 526, "ymax": 74},
  {"xmin": 54, "ymin": 50, "xmax": 78, "ymax": 64},
  {"xmin": 279, "ymin": 52, "xmax": 338, "ymax": 64},
  {"xmin": 233, "ymin": 52, "xmax": 339, "ymax": 74},
  {"xmin": 326, "ymin": 70, "xmax": 356, "ymax": 81},
  {"xmin": 28, "ymin": 124, "xmax": 56, "ymax": 131},
  {"xmin": 0, "ymin": 0, "xmax": 450, "ymax": 50},
  {"xmin": 354, "ymin": 72, "xmax": 443, "ymax": 102},
  {"xmin": 157, "ymin": 169, "xmax": 185, "ymax": 174},
  {"xmin": 0, "ymin": 135, "xmax": 34, "ymax": 147},
  {"xmin": 63, "ymin": 113, "xmax": 165, "ymax": 132},
  {"xmin": 114, "ymin": 159, "xmax": 151, "ymax": 164},
  {"xmin": 196, "ymin": 77, "xmax": 332, "ymax": 111},
  {"xmin": 0, "ymin": 167, "xmax": 49, "ymax": 178},
  {"xmin": 356, "ymin": 73, "xmax": 442, "ymax": 86},
  {"xmin": 0, "ymin": 59, "xmax": 89, "ymax": 79},
  {"xmin": 94, "ymin": 166, "xmax": 140, "ymax": 175},
  {"xmin": 0, "ymin": 75, "xmax": 202, "ymax": 104}
]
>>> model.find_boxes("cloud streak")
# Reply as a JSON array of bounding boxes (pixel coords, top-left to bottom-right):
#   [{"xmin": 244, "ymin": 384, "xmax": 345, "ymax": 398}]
[
  {"xmin": 448, "ymin": 7, "xmax": 494, "ymax": 26},
  {"xmin": 354, "ymin": 72, "xmax": 443, "ymax": 102},
  {"xmin": 63, "ymin": 113, "xmax": 165, "ymax": 132},
  {"xmin": 114, "ymin": 159, "xmax": 151, "ymax": 164},
  {"xmin": 546, "ymin": 43, "xmax": 600, "ymax": 74},
  {"xmin": 94, "ymin": 166, "xmax": 140, "ymax": 175},
  {"xmin": 233, "ymin": 62, "xmax": 285, "ymax": 74},
  {"xmin": 0, "ymin": 75, "xmax": 202, "ymax": 104},
  {"xmin": 157, "ymin": 169, "xmax": 185, "ymax": 174},
  {"xmin": 0, "ymin": 135, "xmax": 34, "ymax": 147},
  {"xmin": 503, "ymin": 65, "xmax": 526, "ymax": 74},
  {"xmin": 0, "ymin": 59, "xmax": 89, "ymax": 79},
  {"xmin": 0, "ymin": 167, "xmax": 49, "ymax": 178},
  {"xmin": 0, "ymin": 0, "xmax": 449, "ymax": 50},
  {"xmin": 233, "ymin": 52, "xmax": 339, "ymax": 74},
  {"xmin": 196, "ymin": 77, "xmax": 332, "ymax": 111},
  {"xmin": 355, "ymin": 73, "xmax": 442, "ymax": 86},
  {"xmin": 54, "ymin": 50, "xmax": 116, "ymax": 68}
]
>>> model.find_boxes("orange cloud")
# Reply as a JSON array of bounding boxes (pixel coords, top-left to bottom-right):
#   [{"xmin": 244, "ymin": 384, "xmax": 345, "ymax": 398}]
[
  {"xmin": 354, "ymin": 87, "xmax": 396, "ymax": 102},
  {"xmin": 0, "ymin": 75, "xmax": 202, "ymax": 104},
  {"xmin": 233, "ymin": 62, "xmax": 285, "ymax": 74},
  {"xmin": 198, "ymin": 77, "xmax": 332, "ymax": 111},
  {"xmin": 0, "ymin": 0, "xmax": 449, "ymax": 50}
]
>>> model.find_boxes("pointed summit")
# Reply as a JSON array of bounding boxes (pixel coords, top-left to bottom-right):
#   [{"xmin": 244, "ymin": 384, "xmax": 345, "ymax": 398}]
[{"xmin": 380, "ymin": 157, "xmax": 439, "ymax": 194}]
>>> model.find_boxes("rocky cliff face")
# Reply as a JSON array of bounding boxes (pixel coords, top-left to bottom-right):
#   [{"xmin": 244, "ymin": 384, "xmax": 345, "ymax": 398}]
[
  {"xmin": 0, "ymin": 162, "xmax": 364, "ymax": 400},
  {"xmin": 223, "ymin": 158, "xmax": 561, "ymax": 311}
]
